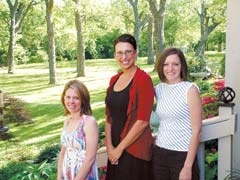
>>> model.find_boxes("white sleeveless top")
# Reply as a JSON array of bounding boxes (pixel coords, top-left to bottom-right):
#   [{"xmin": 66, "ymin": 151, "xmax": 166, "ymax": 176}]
[{"xmin": 155, "ymin": 81, "xmax": 199, "ymax": 151}]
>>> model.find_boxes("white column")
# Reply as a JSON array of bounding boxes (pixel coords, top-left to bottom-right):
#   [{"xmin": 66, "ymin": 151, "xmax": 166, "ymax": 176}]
[{"xmin": 226, "ymin": 0, "xmax": 240, "ymax": 169}]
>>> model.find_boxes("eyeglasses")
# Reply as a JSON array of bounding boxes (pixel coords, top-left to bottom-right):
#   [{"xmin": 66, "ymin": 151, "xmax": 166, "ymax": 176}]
[{"xmin": 115, "ymin": 50, "xmax": 135, "ymax": 58}]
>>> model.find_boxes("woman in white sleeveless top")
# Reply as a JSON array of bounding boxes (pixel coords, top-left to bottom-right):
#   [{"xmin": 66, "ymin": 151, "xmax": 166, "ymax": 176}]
[{"xmin": 153, "ymin": 48, "xmax": 202, "ymax": 180}]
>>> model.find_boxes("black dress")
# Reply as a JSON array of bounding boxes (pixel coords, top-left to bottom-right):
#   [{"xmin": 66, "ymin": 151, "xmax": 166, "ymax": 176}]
[{"xmin": 105, "ymin": 80, "xmax": 152, "ymax": 180}]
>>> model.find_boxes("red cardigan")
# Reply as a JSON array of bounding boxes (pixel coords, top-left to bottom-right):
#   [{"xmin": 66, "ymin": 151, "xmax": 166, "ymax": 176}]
[{"xmin": 105, "ymin": 67, "xmax": 154, "ymax": 161}]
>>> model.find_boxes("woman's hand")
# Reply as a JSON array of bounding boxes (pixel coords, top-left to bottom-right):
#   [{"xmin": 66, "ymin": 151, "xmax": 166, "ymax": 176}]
[{"xmin": 179, "ymin": 166, "xmax": 192, "ymax": 180}]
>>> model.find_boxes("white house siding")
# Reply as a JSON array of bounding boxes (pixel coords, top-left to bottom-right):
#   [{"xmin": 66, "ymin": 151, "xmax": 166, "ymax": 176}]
[{"xmin": 226, "ymin": 0, "xmax": 240, "ymax": 169}]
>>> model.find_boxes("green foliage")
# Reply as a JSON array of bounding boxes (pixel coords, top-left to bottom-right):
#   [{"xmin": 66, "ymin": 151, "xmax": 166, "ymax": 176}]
[
  {"xmin": 187, "ymin": 56, "xmax": 202, "ymax": 73},
  {"xmin": 0, "ymin": 49, "xmax": 7, "ymax": 65},
  {"xmin": 195, "ymin": 79, "xmax": 214, "ymax": 94},
  {"xmin": 0, "ymin": 147, "xmax": 57, "ymax": 180},
  {"xmin": 0, "ymin": 0, "xmax": 226, "ymax": 63},
  {"xmin": 219, "ymin": 55, "xmax": 225, "ymax": 77},
  {"xmin": 92, "ymin": 29, "xmax": 120, "ymax": 59},
  {"xmin": 205, "ymin": 140, "xmax": 218, "ymax": 180},
  {"xmin": 207, "ymin": 31, "xmax": 226, "ymax": 52},
  {"xmin": 0, "ymin": 143, "xmax": 38, "ymax": 167},
  {"xmin": 205, "ymin": 151, "xmax": 218, "ymax": 180},
  {"xmin": 28, "ymin": 49, "xmax": 48, "ymax": 63},
  {"xmin": 0, "ymin": 162, "xmax": 27, "ymax": 180},
  {"xmin": 12, "ymin": 160, "xmax": 57, "ymax": 180},
  {"xmin": 14, "ymin": 44, "xmax": 30, "ymax": 65},
  {"xmin": 0, "ymin": 56, "xmax": 226, "ymax": 179},
  {"xmin": 98, "ymin": 120, "xmax": 106, "ymax": 147},
  {"xmin": 34, "ymin": 144, "xmax": 60, "ymax": 164},
  {"xmin": 205, "ymin": 52, "xmax": 225, "ymax": 77}
]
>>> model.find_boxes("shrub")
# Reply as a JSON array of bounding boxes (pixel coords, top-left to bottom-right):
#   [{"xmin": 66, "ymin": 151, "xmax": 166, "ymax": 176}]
[
  {"xmin": 34, "ymin": 144, "xmax": 60, "ymax": 164},
  {"xmin": 0, "ymin": 162, "xmax": 27, "ymax": 180},
  {"xmin": 12, "ymin": 160, "xmax": 57, "ymax": 180}
]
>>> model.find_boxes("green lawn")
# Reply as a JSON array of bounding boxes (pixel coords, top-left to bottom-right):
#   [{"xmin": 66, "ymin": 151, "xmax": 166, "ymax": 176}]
[
  {"xmin": 0, "ymin": 58, "xmax": 157, "ymax": 167},
  {"xmin": 0, "ymin": 52, "xmax": 224, "ymax": 169}
]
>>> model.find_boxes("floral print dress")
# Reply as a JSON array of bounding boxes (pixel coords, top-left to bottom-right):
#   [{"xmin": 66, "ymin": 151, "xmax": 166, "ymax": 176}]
[{"xmin": 61, "ymin": 115, "xmax": 99, "ymax": 180}]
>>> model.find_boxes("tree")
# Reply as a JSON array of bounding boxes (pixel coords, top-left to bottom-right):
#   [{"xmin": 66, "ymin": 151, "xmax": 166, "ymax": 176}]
[
  {"xmin": 147, "ymin": 0, "xmax": 167, "ymax": 63},
  {"xmin": 127, "ymin": 0, "xmax": 155, "ymax": 65},
  {"xmin": 0, "ymin": 3, "xmax": 9, "ymax": 65},
  {"xmin": 195, "ymin": 0, "xmax": 226, "ymax": 70},
  {"xmin": 127, "ymin": 0, "xmax": 148, "ymax": 47},
  {"xmin": 5, "ymin": 0, "xmax": 35, "ymax": 74},
  {"xmin": 45, "ymin": 0, "xmax": 56, "ymax": 84},
  {"xmin": 147, "ymin": 13, "xmax": 154, "ymax": 65},
  {"xmin": 164, "ymin": 0, "xmax": 199, "ymax": 49},
  {"xmin": 74, "ymin": 0, "xmax": 85, "ymax": 77}
]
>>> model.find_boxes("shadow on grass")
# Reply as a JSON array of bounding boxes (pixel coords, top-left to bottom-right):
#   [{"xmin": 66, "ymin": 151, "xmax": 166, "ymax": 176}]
[{"xmin": 1, "ymin": 74, "xmax": 51, "ymax": 96}]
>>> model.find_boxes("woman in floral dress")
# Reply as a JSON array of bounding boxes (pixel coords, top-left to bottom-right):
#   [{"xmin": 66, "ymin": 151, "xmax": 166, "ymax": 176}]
[{"xmin": 57, "ymin": 80, "xmax": 99, "ymax": 180}]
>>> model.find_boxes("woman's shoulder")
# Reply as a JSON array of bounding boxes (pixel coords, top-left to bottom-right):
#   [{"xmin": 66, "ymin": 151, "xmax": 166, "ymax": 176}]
[
  {"xmin": 63, "ymin": 116, "xmax": 71, "ymax": 127},
  {"xmin": 83, "ymin": 115, "xmax": 98, "ymax": 126},
  {"xmin": 134, "ymin": 67, "xmax": 153, "ymax": 84},
  {"xmin": 136, "ymin": 67, "xmax": 150, "ymax": 77},
  {"xmin": 155, "ymin": 82, "xmax": 166, "ymax": 89},
  {"xmin": 83, "ymin": 115, "xmax": 99, "ymax": 135},
  {"xmin": 183, "ymin": 81, "xmax": 199, "ymax": 91}
]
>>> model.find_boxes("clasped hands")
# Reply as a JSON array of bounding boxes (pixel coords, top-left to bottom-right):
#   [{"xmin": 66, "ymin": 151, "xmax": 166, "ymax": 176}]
[{"xmin": 107, "ymin": 146, "xmax": 123, "ymax": 165}]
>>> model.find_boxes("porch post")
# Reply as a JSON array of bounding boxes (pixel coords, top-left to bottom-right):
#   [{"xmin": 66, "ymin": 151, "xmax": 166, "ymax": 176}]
[
  {"xmin": 218, "ymin": 104, "xmax": 235, "ymax": 178},
  {"xmin": 226, "ymin": 0, "xmax": 240, "ymax": 169}
]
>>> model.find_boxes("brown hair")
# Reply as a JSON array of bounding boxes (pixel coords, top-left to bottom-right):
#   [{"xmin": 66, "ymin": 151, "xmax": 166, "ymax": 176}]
[
  {"xmin": 156, "ymin": 47, "xmax": 188, "ymax": 82},
  {"xmin": 61, "ymin": 80, "xmax": 92, "ymax": 115},
  {"xmin": 114, "ymin": 33, "xmax": 137, "ymax": 51}
]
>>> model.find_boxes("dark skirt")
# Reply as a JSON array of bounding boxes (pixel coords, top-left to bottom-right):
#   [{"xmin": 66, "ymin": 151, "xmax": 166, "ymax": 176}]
[
  {"xmin": 152, "ymin": 145, "xmax": 199, "ymax": 180},
  {"xmin": 105, "ymin": 151, "xmax": 153, "ymax": 180}
]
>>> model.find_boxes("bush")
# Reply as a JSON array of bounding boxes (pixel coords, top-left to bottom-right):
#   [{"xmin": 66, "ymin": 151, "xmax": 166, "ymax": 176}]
[
  {"xmin": 34, "ymin": 144, "xmax": 60, "ymax": 164},
  {"xmin": 12, "ymin": 160, "xmax": 57, "ymax": 180},
  {"xmin": 0, "ymin": 162, "xmax": 27, "ymax": 180}
]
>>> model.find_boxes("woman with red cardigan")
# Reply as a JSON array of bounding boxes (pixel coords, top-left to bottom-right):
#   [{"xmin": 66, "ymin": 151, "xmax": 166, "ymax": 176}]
[{"xmin": 104, "ymin": 34, "xmax": 154, "ymax": 180}]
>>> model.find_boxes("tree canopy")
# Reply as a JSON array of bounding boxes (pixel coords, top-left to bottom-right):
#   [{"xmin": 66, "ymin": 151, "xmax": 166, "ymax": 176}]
[{"xmin": 0, "ymin": 0, "xmax": 226, "ymax": 75}]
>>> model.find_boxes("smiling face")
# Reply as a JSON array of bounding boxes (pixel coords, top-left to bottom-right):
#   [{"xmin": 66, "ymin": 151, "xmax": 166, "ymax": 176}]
[
  {"xmin": 157, "ymin": 48, "xmax": 188, "ymax": 83},
  {"xmin": 163, "ymin": 54, "xmax": 182, "ymax": 84},
  {"xmin": 64, "ymin": 87, "xmax": 82, "ymax": 115},
  {"xmin": 114, "ymin": 42, "xmax": 137, "ymax": 70}
]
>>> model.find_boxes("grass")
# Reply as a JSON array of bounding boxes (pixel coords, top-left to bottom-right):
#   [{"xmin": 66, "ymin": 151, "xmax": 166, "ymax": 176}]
[
  {"xmin": 0, "ymin": 58, "xmax": 157, "ymax": 168},
  {"xmin": 0, "ymin": 52, "xmax": 224, "ymax": 169}
]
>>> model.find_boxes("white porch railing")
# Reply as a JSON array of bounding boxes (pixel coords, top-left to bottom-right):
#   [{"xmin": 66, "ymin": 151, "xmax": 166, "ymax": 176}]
[
  {"xmin": 198, "ymin": 104, "xmax": 236, "ymax": 180},
  {"xmin": 96, "ymin": 104, "xmax": 237, "ymax": 180}
]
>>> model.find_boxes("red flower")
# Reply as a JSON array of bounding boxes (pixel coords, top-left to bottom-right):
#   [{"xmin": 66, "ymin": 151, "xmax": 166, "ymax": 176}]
[
  {"xmin": 213, "ymin": 79, "xmax": 225, "ymax": 91},
  {"xmin": 202, "ymin": 96, "xmax": 217, "ymax": 105}
]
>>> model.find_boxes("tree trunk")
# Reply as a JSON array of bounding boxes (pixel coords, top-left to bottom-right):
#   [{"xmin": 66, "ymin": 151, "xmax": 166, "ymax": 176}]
[
  {"xmin": 147, "ymin": 14, "xmax": 154, "ymax": 66},
  {"xmin": 6, "ymin": 0, "xmax": 34, "ymax": 74},
  {"xmin": 7, "ymin": 16, "xmax": 16, "ymax": 74},
  {"xmin": 195, "ymin": 1, "xmax": 222, "ymax": 71},
  {"xmin": 195, "ymin": 2, "xmax": 206, "ymax": 58},
  {"xmin": 74, "ymin": 0, "xmax": 85, "ymax": 77},
  {"xmin": 128, "ymin": 0, "xmax": 140, "ymax": 50},
  {"xmin": 45, "ymin": 0, "xmax": 56, "ymax": 84},
  {"xmin": 147, "ymin": 0, "xmax": 167, "ymax": 66}
]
